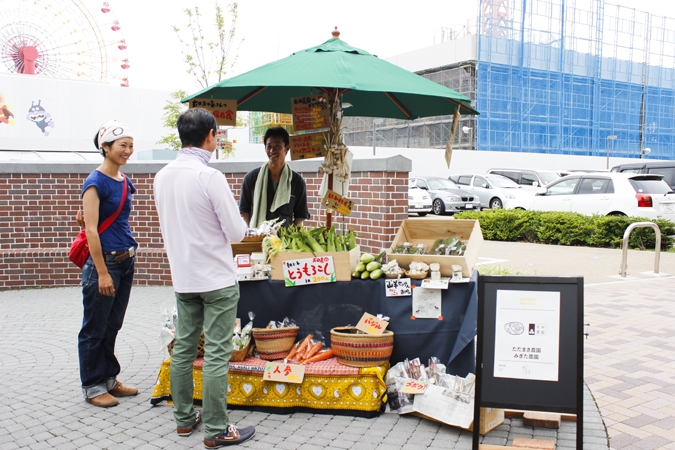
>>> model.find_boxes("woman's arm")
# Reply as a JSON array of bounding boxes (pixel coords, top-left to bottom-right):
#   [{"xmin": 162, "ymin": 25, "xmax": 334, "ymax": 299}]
[{"xmin": 82, "ymin": 187, "xmax": 115, "ymax": 297}]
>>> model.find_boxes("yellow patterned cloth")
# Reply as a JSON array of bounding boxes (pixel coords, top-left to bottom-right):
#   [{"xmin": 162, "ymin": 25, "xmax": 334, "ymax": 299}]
[{"xmin": 151, "ymin": 356, "xmax": 388, "ymax": 414}]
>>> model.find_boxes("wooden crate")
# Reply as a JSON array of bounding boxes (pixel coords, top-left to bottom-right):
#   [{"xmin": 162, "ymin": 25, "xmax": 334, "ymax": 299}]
[
  {"xmin": 270, "ymin": 246, "xmax": 360, "ymax": 282},
  {"xmin": 232, "ymin": 241, "xmax": 263, "ymax": 255},
  {"xmin": 387, "ymin": 218, "xmax": 483, "ymax": 278}
]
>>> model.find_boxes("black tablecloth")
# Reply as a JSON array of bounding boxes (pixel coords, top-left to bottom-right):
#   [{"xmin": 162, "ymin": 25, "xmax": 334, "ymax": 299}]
[{"xmin": 237, "ymin": 271, "xmax": 477, "ymax": 377}]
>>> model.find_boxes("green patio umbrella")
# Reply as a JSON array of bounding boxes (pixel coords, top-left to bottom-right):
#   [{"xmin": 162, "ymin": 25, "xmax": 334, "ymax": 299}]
[
  {"xmin": 184, "ymin": 29, "xmax": 478, "ymax": 228},
  {"xmin": 183, "ymin": 29, "xmax": 478, "ymax": 118}
]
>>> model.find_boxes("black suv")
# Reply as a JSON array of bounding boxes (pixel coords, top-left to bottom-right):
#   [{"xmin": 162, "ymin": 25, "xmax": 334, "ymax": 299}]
[{"xmin": 611, "ymin": 162, "xmax": 675, "ymax": 190}]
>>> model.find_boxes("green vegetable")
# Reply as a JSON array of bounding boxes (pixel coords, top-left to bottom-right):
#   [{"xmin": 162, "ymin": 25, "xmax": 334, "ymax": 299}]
[
  {"xmin": 348, "ymin": 230, "xmax": 357, "ymax": 250},
  {"xmin": 355, "ymin": 262, "xmax": 366, "ymax": 273},
  {"xmin": 360, "ymin": 271, "xmax": 371, "ymax": 280},
  {"xmin": 352, "ymin": 270, "xmax": 361, "ymax": 278},
  {"xmin": 360, "ymin": 252, "xmax": 375, "ymax": 264},
  {"xmin": 366, "ymin": 261, "xmax": 381, "ymax": 272},
  {"xmin": 370, "ymin": 269, "xmax": 383, "ymax": 280}
]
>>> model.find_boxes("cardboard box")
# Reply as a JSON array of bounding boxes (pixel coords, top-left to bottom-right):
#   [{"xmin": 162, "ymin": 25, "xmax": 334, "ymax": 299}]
[
  {"xmin": 270, "ymin": 245, "xmax": 360, "ymax": 282},
  {"xmin": 411, "ymin": 407, "xmax": 504, "ymax": 435},
  {"xmin": 387, "ymin": 218, "xmax": 483, "ymax": 278}
]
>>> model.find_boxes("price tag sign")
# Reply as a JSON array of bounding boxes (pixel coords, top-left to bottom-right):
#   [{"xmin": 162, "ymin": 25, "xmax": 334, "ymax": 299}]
[
  {"xmin": 188, "ymin": 98, "xmax": 237, "ymax": 126},
  {"xmin": 355, "ymin": 312, "xmax": 389, "ymax": 335},
  {"xmin": 282, "ymin": 256, "xmax": 336, "ymax": 287},
  {"xmin": 264, "ymin": 362, "xmax": 305, "ymax": 384},
  {"xmin": 385, "ymin": 278, "xmax": 412, "ymax": 297},
  {"xmin": 321, "ymin": 189, "xmax": 354, "ymax": 216},
  {"xmin": 291, "ymin": 95, "xmax": 329, "ymax": 131},
  {"xmin": 290, "ymin": 132, "xmax": 327, "ymax": 160},
  {"xmin": 400, "ymin": 379, "xmax": 429, "ymax": 394}
]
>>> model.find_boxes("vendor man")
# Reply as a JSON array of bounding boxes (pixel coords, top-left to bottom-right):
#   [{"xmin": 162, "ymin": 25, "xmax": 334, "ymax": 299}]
[{"xmin": 240, "ymin": 126, "xmax": 310, "ymax": 228}]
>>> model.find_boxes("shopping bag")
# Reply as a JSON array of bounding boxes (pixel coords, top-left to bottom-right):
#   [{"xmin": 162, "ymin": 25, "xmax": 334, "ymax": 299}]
[{"xmin": 68, "ymin": 229, "xmax": 90, "ymax": 269}]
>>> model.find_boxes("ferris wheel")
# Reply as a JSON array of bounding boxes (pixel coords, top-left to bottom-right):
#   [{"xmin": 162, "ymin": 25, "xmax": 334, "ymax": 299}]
[{"xmin": 0, "ymin": 0, "xmax": 131, "ymax": 87}]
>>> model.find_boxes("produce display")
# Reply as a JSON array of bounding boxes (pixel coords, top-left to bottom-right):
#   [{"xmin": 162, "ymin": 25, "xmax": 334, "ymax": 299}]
[
  {"xmin": 263, "ymin": 224, "xmax": 357, "ymax": 262},
  {"xmin": 287, "ymin": 334, "xmax": 334, "ymax": 364},
  {"xmin": 392, "ymin": 238, "xmax": 467, "ymax": 256},
  {"xmin": 351, "ymin": 251, "xmax": 386, "ymax": 280}
]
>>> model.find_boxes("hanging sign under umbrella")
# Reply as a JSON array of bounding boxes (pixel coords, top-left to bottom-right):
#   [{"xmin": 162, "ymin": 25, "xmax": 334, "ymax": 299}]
[
  {"xmin": 189, "ymin": 98, "xmax": 237, "ymax": 126},
  {"xmin": 291, "ymin": 94, "xmax": 329, "ymax": 131},
  {"xmin": 289, "ymin": 132, "xmax": 327, "ymax": 160}
]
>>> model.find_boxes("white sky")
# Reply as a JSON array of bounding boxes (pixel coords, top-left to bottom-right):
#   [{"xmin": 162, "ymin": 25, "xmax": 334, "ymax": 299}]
[{"xmin": 107, "ymin": 0, "xmax": 675, "ymax": 93}]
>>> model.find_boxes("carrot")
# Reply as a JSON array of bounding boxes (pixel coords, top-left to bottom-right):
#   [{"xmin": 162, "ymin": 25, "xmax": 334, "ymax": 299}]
[
  {"xmin": 302, "ymin": 349, "xmax": 334, "ymax": 364},
  {"xmin": 303, "ymin": 341, "xmax": 323, "ymax": 361},
  {"xmin": 295, "ymin": 334, "xmax": 313, "ymax": 360},
  {"xmin": 286, "ymin": 341, "xmax": 300, "ymax": 360}
]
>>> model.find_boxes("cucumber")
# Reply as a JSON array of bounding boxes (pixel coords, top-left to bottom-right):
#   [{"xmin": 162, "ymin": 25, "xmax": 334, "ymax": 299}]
[
  {"xmin": 360, "ymin": 271, "xmax": 371, "ymax": 280},
  {"xmin": 360, "ymin": 252, "xmax": 375, "ymax": 264},
  {"xmin": 370, "ymin": 269, "xmax": 384, "ymax": 280},
  {"xmin": 355, "ymin": 262, "xmax": 366, "ymax": 273},
  {"xmin": 352, "ymin": 270, "xmax": 362, "ymax": 278},
  {"xmin": 366, "ymin": 261, "xmax": 381, "ymax": 272}
]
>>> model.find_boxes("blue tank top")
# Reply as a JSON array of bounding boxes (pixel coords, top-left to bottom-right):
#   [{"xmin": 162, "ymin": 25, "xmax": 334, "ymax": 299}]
[{"xmin": 81, "ymin": 170, "xmax": 138, "ymax": 252}]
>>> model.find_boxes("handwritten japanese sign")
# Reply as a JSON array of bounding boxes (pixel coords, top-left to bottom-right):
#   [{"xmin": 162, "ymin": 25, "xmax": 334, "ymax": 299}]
[
  {"xmin": 189, "ymin": 98, "xmax": 237, "ymax": 126},
  {"xmin": 385, "ymin": 278, "xmax": 412, "ymax": 297},
  {"xmin": 291, "ymin": 95, "xmax": 329, "ymax": 131},
  {"xmin": 321, "ymin": 189, "xmax": 354, "ymax": 216},
  {"xmin": 282, "ymin": 256, "xmax": 336, "ymax": 287},
  {"xmin": 355, "ymin": 312, "xmax": 389, "ymax": 335},
  {"xmin": 412, "ymin": 288, "xmax": 442, "ymax": 319},
  {"xmin": 289, "ymin": 132, "xmax": 327, "ymax": 160},
  {"xmin": 264, "ymin": 362, "xmax": 305, "ymax": 384},
  {"xmin": 400, "ymin": 379, "xmax": 429, "ymax": 394}
]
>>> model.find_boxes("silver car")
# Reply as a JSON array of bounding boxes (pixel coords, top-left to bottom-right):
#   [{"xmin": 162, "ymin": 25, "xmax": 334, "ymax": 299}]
[
  {"xmin": 449, "ymin": 173, "xmax": 528, "ymax": 209},
  {"xmin": 410, "ymin": 176, "xmax": 481, "ymax": 215}
]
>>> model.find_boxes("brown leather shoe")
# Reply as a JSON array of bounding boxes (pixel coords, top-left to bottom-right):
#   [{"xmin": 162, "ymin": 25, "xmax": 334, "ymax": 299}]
[
  {"xmin": 86, "ymin": 393, "xmax": 119, "ymax": 408},
  {"xmin": 109, "ymin": 380, "xmax": 139, "ymax": 397},
  {"xmin": 176, "ymin": 409, "xmax": 202, "ymax": 437}
]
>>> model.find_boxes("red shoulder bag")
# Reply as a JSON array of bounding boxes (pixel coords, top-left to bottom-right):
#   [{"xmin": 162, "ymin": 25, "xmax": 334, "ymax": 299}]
[{"xmin": 69, "ymin": 175, "xmax": 128, "ymax": 269}]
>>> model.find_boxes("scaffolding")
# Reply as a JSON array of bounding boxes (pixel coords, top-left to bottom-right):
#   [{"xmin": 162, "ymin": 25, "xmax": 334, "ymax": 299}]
[
  {"xmin": 249, "ymin": 112, "xmax": 294, "ymax": 144},
  {"xmin": 477, "ymin": 0, "xmax": 675, "ymax": 159},
  {"xmin": 343, "ymin": 64, "xmax": 478, "ymax": 150}
]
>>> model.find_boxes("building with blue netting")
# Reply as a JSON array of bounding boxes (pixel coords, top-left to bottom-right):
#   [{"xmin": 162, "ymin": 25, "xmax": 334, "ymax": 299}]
[{"xmin": 344, "ymin": 0, "xmax": 675, "ymax": 161}]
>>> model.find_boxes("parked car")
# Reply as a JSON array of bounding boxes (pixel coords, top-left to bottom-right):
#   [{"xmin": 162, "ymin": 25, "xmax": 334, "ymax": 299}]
[
  {"xmin": 486, "ymin": 168, "xmax": 560, "ymax": 190},
  {"xmin": 505, "ymin": 172, "xmax": 675, "ymax": 220},
  {"xmin": 410, "ymin": 176, "xmax": 481, "ymax": 215},
  {"xmin": 449, "ymin": 173, "xmax": 529, "ymax": 209},
  {"xmin": 611, "ymin": 161, "xmax": 675, "ymax": 190},
  {"xmin": 408, "ymin": 181, "xmax": 432, "ymax": 216},
  {"xmin": 557, "ymin": 169, "xmax": 609, "ymax": 177}
]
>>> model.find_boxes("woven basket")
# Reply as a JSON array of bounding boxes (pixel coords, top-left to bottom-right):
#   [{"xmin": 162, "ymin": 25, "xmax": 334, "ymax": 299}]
[
  {"xmin": 252, "ymin": 326, "xmax": 299, "ymax": 360},
  {"xmin": 242, "ymin": 234, "xmax": 266, "ymax": 242},
  {"xmin": 405, "ymin": 270, "xmax": 428, "ymax": 280},
  {"xmin": 167, "ymin": 331, "xmax": 205, "ymax": 357},
  {"xmin": 330, "ymin": 326, "xmax": 394, "ymax": 367}
]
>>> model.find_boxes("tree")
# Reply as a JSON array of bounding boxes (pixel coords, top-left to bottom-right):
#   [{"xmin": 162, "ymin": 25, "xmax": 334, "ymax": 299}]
[
  {"xmin": 157, "ymin": 2, "xmax": 243, "ymax": 156},
  {"xmin": 174, "ymin": 2, "xmax": 241, "ymax": 89}
]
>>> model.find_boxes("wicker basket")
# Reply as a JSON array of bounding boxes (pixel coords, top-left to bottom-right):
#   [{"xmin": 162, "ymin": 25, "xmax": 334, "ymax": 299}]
[
  {"xmin": 242, "ymin": 234, "xmax": 266, "ymax": 242},
  {"xmin": 167, "ymin": 332, "xmax": 205, "ymax": 357},
  {"xmin": 252, "ymin": 326, "xmax": 299, "ymax": 360},
  {"xmin": 405, "ymin": 270, "xmax": 428, "ymax": 280},
  {"xmin": 385, "ymin": 271, "xmax": 405, "ymax": 279},
  {"xmin": 330, "ymin": 326, "xmax": 394, "ymax": 367}
]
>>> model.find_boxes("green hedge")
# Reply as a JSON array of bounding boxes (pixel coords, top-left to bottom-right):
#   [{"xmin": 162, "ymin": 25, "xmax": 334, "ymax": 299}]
[{"xmin": 454, "ymin": 209, "xmax": 675, "ymax": 250}]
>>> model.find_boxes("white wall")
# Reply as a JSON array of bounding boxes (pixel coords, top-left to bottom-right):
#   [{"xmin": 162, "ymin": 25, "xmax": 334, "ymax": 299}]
[{"xmin": 0, "ymin": 72, "xmax": 170, "ymax": 152}]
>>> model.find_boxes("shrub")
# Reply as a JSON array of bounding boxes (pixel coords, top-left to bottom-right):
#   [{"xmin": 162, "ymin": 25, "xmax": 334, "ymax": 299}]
[{"xmin": 455, "ymin": 209, "xmax": 674, "ymax": 250}]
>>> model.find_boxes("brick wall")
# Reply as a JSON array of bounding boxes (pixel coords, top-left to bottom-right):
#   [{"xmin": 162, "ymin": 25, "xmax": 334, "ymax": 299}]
[{"xmin": 0, "ymin": 157, "xmax": 411, "ymax": 290}]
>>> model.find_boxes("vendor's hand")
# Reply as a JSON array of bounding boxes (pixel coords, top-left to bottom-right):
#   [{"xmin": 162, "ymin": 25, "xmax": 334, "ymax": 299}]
[
  {"xmin": 76, "ymin": 210, "xmax": 85, "ymax": 228},
  {"xmin": 98, "ymin": 273, "xmax": 115, "ymax": 297}
]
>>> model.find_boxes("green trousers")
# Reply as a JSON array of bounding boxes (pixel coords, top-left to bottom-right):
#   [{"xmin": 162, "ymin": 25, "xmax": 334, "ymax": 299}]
[{"xmin": 171, "ymin": 285, "xmax": 239, "ymax": 439}]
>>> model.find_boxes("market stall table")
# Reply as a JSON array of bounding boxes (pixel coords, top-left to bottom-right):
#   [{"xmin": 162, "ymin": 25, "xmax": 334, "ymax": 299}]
[{"xmin": 150, "ymin": 271, "xmax": 477, "ymax": 415}]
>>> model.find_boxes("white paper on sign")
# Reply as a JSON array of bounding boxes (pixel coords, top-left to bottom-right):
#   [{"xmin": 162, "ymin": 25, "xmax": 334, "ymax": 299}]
[
  {"xmin": 494, "ymin": 290, "xmax": 561, "ymax": 382},
  {"xmin": 412, "ymin": 288, "xmax": 442, "ymax": 318},
  {"xmin": 412, "ymin": 384, "xmax": 474, "ymax": 429},
  {"xmin": 385, "ymin": 278, "xmax": 412, "ymax": 297}
]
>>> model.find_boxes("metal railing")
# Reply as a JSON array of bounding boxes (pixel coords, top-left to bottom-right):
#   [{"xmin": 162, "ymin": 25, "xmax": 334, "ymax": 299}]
[{"xmin": 620, "ymin": 222, "xmax": 661, "ymax": 277}]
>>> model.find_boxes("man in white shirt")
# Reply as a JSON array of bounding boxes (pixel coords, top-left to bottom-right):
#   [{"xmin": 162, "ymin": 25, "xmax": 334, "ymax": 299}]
[{"xmin": 154, "ymin": 108, "xmax": 254, "ymax": 448}]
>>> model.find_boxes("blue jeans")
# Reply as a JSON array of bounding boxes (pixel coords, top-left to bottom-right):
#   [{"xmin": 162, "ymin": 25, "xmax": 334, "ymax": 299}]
[
  {"xmin": 78, "ymin": 254, "xmax": 135, "ymax": 398},
  {"xmin": 171, "ymin": 285, "xmax": 239, "ymax": 438}
]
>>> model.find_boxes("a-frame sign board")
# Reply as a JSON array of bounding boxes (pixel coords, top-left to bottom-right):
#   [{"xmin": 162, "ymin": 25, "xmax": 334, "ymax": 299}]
[{"xmin": 473, "ymin": 276, "xmax": 584, "ymax": 450}]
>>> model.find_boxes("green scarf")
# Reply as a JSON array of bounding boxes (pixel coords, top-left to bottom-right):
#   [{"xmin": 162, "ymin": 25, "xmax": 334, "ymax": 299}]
[{"xmin": 250, "ymin": 163, "xmax": 292, "ymax": 228}]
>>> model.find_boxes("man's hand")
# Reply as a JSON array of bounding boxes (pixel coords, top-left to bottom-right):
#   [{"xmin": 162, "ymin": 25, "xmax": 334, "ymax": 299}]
[
  {"xmin": 76, "ymin": 210, "xmax": 85, "ymax": 228},
  {"xmin": 98, "ymin": 273, "xmax": 115, "ymax": 297}
]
